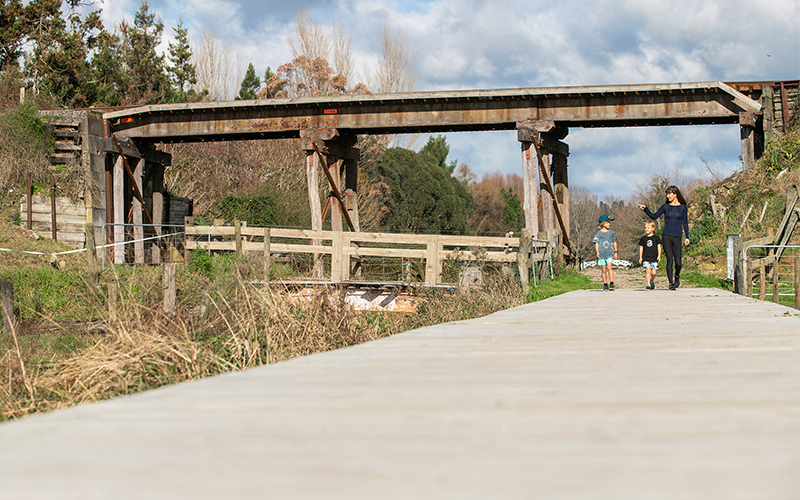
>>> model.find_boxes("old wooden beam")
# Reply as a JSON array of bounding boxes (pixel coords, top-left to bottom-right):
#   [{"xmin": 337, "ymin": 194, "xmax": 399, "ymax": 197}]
[
  {"xmin": 105, "ymin": 82, "xmax": 763, "ymax": 142},
  {"xmin": 100, "ymin": 137, "xmax": 171, "ymax": 165}
]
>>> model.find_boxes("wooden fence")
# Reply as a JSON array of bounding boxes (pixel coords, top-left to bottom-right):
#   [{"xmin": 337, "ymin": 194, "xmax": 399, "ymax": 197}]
[
  {"xmin": 184, "ymin": 219, "xmax": 551, "ymax": 287},
  {"xmin": 19, "ymin": 193, "xmax": 86, "ymax": 248}
]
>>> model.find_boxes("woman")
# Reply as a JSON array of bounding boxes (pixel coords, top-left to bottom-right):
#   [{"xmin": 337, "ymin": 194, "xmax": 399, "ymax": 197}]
[{"xmin": 637, "ymin": 185, "xmax": 689, "ymax": 290}]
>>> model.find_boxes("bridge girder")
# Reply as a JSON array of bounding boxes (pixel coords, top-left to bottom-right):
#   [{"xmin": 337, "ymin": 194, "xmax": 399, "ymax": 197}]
[{"xmin": 104, "ymin": 81, "xmax": 761, "ymax": 144}]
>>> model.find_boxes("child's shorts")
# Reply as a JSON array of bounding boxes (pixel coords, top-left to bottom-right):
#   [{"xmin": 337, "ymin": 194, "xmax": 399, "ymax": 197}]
[
  {"xmin": 597, "ymin": 257, "xmax": 614, "ymax": 266},
  {"xmin": 642, "ymin": 261, "xmax": 658, "ymax": 270}
]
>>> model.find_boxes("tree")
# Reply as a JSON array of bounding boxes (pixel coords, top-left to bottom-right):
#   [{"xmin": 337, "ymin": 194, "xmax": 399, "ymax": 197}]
[
  {"xmin": 88, "ymin": 28, "xmax": 126, "ymax": 106},
  {"xmin": 235, "ymin": 62, "xmax": 260, "ymax": 100},
  {"xmin": 569, "ymin": 186, "xmax": 601, "ymax": 262},
  {"xmin": 420, "ymin": 135, "xmax": 457, "ymax": 174},
  {"xmin": 121, "ymin": 0, "xmax": 169, "ymax": 104},
  {"xmin": 372, "ymin": 23, "xmax": 417, "ymax": 94},
  {"xmin": 363, "ymin": 136, "xmax": 473, "ymax": 234},
  {"xmin": 260, "ymin": 55, "xmax": 368, "ymax": 99},
  {"xmin": 501, "ymin": 188, "xmax": 524, "ymax": 232},
  {"xmin": 192, "ymin": 27, "xmax": 242, "ymax": 101},
  {"xmin": 0, "ymin": 0, "xmax": 28, "ymax": 70},
  {"xmin": 26, "ymin": 0, "xmax": 102, "ymax": 107},
  {"xmin": 167, "ymin": 18, "xmax": 197, "ymax": 102},
  {"xmin": 467, "ymin": 171, "xmax": 524, "ymax": 235}
]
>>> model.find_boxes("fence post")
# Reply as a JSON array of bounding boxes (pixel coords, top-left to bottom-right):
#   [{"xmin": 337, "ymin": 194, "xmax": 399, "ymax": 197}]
[
  {"xmin": 27, "ymin": 174, "xmax": 32, "ymax": 230},
  {"xmin": 2, "ymin": 279, "xmax": 15, "ymax": 334},
  {"xmin": 50, "ymin": 175, "xmax": 57, "ymax": 241},
  {"xmin": 758, "ymin": 262, "xmax": 766, "ymax": 301},
  {"xmin": 163, "ymin": 263, "xmax": 177, "ymax": 314},
  {"xmin": 263, "ymin": 228, "xmax": 272, "ymax": 282},
  {"xmin": 107, "ymin": 282, "xmax": 117, "ymax": 322},
  {"xmin": 234, "ymin": 219, "xmax": 243, "ymax": 266},
  {"xmin": 425, "ymin": 235, "xmax": 440, "ymax": 286},
  {"xmin": 183, "ymin": 216, "xmax": 194, "ymax": 265},
  {"xmin": 85, "ymin": 223, "xmax": 98, "ymax": 284},
  {"xmin": 517, "ymin": 229, "xmax": 531, "ymax": 294},
  {"xmin": 331, "ymin": 231, "xmax": 343, "ymax": 282},
  {"xmin": 730, "ymin": 234, "xmax": 746, "ymax": 295},
  {"xmin": 795, "ymin": 258, "xmax": 800, "ymax": 310},
  {"xmin": 772, "ymin": 260, "xmax": 780, "ymax": 303}
]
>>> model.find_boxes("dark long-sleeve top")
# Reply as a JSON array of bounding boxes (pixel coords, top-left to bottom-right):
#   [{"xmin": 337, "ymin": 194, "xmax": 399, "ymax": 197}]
[{"xmin": 644, "ymin": 203, "xmax": 689, "ymax": 238}]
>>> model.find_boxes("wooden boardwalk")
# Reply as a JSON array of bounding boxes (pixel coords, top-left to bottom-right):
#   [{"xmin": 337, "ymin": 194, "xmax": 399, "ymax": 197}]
[{"xmin": 0, "ymin": 288, "xmax": 798, "ymax": 499}]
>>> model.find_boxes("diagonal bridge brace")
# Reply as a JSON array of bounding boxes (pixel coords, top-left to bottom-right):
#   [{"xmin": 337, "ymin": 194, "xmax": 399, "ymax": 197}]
[
  {"xmin": 311, "ymin": 141, "xmax": 357, "ymax": 232},
  {"xmin": 531, "ymin": 135, "xmax": 575, "ymax": 261}
]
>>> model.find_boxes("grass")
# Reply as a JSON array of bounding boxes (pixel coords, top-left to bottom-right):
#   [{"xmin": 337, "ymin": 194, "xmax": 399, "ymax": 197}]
[
  {"xmin": 526, "ymin": 269, "xmax": 601, "ymax": 302},
  {"xmin": 679, "ymin": 272, "xmax": 734, "ymax": 291},
  {"xmin": 0, "ymin": 252, "xmax": 528, "ymax": 420}
]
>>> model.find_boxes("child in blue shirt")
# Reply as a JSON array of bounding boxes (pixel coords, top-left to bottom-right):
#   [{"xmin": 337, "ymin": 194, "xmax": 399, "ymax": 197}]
[{"xmin": 593, "ymin": 215, "xmax": 618, "ymax": 291}]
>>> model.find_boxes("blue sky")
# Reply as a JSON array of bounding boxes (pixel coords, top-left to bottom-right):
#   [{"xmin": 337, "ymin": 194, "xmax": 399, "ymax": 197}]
[{"xmin": 88, "ymin": 0, "xmax": 799, "ymax": 198}]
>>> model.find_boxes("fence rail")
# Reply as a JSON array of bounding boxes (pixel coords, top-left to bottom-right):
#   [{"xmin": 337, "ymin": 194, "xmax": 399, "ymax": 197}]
[{"xmin": 184, "ymin": 219, "xmax": 552, "ymax": 287}]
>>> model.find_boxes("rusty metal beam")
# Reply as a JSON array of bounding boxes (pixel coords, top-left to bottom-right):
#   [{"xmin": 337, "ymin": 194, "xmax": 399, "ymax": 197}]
[{"xmin": 104, "ymin": 81, "xmax": 763, "ymax": 144}]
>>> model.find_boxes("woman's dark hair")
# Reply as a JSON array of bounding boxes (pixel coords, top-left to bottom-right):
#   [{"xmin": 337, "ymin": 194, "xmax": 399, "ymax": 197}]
[{"xmin": 665, "ymin": 185, "xmax": 687, "ymax": 205}]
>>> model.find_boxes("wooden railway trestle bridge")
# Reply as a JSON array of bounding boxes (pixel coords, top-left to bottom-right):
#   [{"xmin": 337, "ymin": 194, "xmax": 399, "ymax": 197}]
[{"xmin": 52, "ymin": 80, "xmax": 797, "ymax": 277}]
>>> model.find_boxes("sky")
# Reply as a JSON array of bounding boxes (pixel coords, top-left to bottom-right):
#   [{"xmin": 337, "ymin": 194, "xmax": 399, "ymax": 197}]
[{"xmin": 85, "ymin": 0, "xmax": 799, "ymax": 199}]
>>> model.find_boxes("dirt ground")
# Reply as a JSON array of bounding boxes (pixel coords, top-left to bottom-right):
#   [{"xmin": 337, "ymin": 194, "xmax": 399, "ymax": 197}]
[{"xmin": 581, "ymin": 265, "xmax": 678, "ymax": 290}]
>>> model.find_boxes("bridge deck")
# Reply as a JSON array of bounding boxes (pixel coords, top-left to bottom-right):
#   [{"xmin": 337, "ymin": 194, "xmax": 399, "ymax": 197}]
[
  {"xmin": 104, "ymin": 81, "xmax": 762, "ymax": 142},
  {"xmin": 0, "ymin": 288, "xmax": 797, "ymax": 499}
]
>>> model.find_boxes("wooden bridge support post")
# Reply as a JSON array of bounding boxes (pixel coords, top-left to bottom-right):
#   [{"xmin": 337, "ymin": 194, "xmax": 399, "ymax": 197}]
[
  {"xmin": 519, "ymin": 141, "xmax": 539, "ymax": 235},
  {"xmin": 113, "ymin": 155, "xmax": 125, "ymax": 265},
  {"xmin": 305, "ymin": 150, "xmax": 324, "ymax": 279},
  {"xmin": 328, "ymin": 155, "xmax": 343, "ymax": 232},
  {"xmin": 552, "ymin": 152, "xmax": 569, "ymax": 253},
  {"xmin": 151, "ymin": 165, "xmax": 164, "ymax": 264},
  {"xmin": 344, "ymin": 157, "xmax": 360, "ymax": 232},
  {"xmin": 132, "ymin": 158, "xmax": 144, "ymax": 265},
  {"xmin": 539, "ymin": 148, "xmax": 555, "ymax": 234},
  {"xmin": 740, "ymin": 112, "xmax": 757, "ymax": 171}
]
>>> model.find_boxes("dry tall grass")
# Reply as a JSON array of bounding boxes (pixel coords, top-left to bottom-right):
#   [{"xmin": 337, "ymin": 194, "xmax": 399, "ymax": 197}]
[{"xmin": 1, "ymin": 269, "xmax": 523, "ymax": 420}]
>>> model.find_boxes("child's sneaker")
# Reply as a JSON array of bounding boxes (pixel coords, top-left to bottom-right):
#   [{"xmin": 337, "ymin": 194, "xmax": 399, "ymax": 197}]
[
  {"xmin": 650, "ymin": 280, "xmax": 655, "ymax": 289},
  {"xmin": 645, "ymin": 283, "xmax": 652, "ymax": 290},
  {"xmin": 603, "ymin": 283, "xmax": 609, "ymax": 291},
  {"xmin": 609, "ymin": 282, "xmax": 615, "ymax": 291}
]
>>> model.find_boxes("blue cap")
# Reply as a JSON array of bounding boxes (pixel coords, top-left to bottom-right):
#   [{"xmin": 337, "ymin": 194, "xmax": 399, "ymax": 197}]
[{"xmin": 598, "ymin": 215, "xmax": 614, "ymax": 223}]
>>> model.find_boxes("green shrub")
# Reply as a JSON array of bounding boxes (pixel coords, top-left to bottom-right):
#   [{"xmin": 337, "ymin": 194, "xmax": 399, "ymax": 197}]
[{"xmin": 215, "ymin": 194, "xmax": 278, "ymax": 227}]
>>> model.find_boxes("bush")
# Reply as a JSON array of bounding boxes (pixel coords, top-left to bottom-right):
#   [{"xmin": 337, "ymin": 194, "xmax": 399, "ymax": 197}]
[
  {"xmin": 0, "ymin": 102, "xmax": 55, "ymax": 192},
  {"xmin": 214, "ymin": 194, "xmax": 278, "ymax": 227}
]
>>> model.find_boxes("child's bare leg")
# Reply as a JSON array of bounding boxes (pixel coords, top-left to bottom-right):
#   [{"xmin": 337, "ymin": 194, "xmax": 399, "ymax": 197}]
[
  {"xmin": 601, "ymin": 265, "xmax": 608, "ymax": 283},
  {"xmin": 608, "ymin": 263, "xmax": 614, "ymax": 283}
]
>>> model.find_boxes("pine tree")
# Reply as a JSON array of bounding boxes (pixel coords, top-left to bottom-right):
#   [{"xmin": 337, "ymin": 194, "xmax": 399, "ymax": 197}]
[
  {"xmin": 88, "ymin": 29, "xmax": 126, "ymax": 106},
  {"xmin": 167, "ymin": 18, "xmax": 196, "ymax": 102},
  {"xmin": 420, "ymin": 135, "xmax": 458, "ymax": 174},
  {"xmin": 0, "ymin": 0, "xmax": 28, "ymax": 70},
  {"xmin": 122, "ymin": 0, "xmax": 169, "ymax": 104},
  {"xmin": 235, "ymin": 63, "xmax": 260, "ymax": 100},
  {"xmin": 25, "ymin": 0, "xmax": 101, "ymax": 107}
]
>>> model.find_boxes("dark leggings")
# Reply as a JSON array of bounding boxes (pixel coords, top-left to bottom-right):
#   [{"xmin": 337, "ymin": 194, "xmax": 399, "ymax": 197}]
[{"xmin": 662, "ymin": 234, "xmax": 682, "ymax": 283}]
